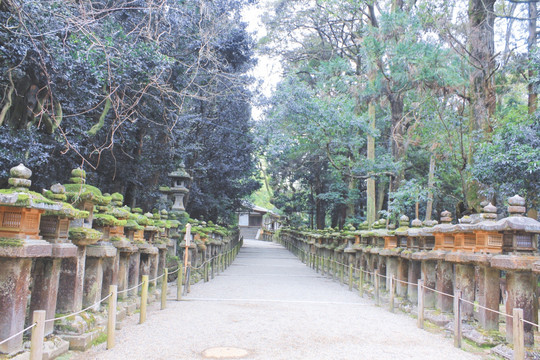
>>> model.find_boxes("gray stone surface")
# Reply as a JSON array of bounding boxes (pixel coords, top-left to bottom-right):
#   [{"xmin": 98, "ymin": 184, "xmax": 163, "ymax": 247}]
[{"xmin": 73, "ymin": 240, "xmax": 480, "ymax": 360}]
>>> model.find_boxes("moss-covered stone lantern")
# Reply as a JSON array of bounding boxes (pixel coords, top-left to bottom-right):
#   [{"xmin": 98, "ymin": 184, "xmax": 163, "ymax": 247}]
[{"xmin": 168, "ymin": 165, "xmax": 191, "ymax": 211}]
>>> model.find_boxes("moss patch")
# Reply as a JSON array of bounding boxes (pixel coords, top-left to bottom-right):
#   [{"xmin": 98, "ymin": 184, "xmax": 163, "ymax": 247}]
[{"xmin": 0, "ymin": 237, "xmax": 23, "ymax": 247}]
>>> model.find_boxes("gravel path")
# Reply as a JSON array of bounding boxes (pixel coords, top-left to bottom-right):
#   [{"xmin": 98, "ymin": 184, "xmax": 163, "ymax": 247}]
[{"xmin": 74, "ymin": 239, "xmax": 481, "ymax": 359}]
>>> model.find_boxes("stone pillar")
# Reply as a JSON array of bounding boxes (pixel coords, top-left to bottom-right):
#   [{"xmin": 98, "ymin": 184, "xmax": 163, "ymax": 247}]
[
  {"xmin": 476, "ymin": 266, "xmax": 500, "ymax": 330},
  {"xmin": 117, "ymin": 252, "xmax": 131, "ymax": 299},
  {"xmin": 128, "ymin": 252, "xmax": 141, "ymax": 296},
  {"xmin": 0, "ymin": 258, "xmax": 32, "ymax": 354},
  {"xmin": 436, "ymin": 260, "xmax": 453, "ymax": 312},
  {"xmin": 139, "ymin": 253, "xmax": 151, "ymax": 283},
  {"xmin": 29, "ymin": 258, "xmax": 62, "ymax": 335},
  {"xmin": 386, "ymin": 256, "xmax": 398, "ymax": 290},
  {"xmin": 157, "ymin": 247, "xmax": 167, "ymax": 277},
  {"xmin": 57, "ymin": 246, "xmax": 86, "ymax": 313},
  {"xmin": 377, "ymin": 255, "xmax": 386, "ymax": 290},
  {"xmin": 505, "ymin": 271, "xmax": 537, "ymax": 345},
  {"xmin": 100, "ymin": 255, "xmax": 117, "ymax": 300},
  {"xmin": 84, "ymin": 244, "xmax": 116, "ymax": 310},
  {"xmin": 83, "ymin": 256, "xmax": 104, "ymax": 310},
  {"xmin": 150, "ymin": 253, "xmax": 159, "ymax": 286},
  {"xmin": 421, "ymin": 260, "xmax": 437, "ymax": 308},
  {"xmin": 396, "ymin": 257, "xmax": 408, "ymax": 297},
  {"xmin": 454, "ymin": 263, "xmax": 475, "ymax": 320},
  {"xmin": 407, "ymin": 259, "xmax": 421, "ymax": 303}
]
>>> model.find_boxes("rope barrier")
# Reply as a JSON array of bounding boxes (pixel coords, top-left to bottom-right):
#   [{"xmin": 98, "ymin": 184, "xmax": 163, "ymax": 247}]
[
  {"xmin": 0, "ymin": 323, "xmax": 36, "ymax": 346},
  {"xmin": 521, "ymin": 318, "xmax": 539, "ymax": 329},
  {"xmin": 118, "ymin": 281, "xmax": 144, "ymax": 295},
  {"xmin": 45, "ymin": 293, "xmax": 113, "ymax": 323},
  {"xmin": 282, "ymin": 237, "xmax": 540, "ymax": 333},
  {"xmin": 0, "ymin": 240, "xmax": 243, "ymax": 348},
  {"xmin": 459, "ymin": 297, "xmax": 513, "ymax": 319},
  {"xmin": 149, "ymin": 273, "xmax": 165, "ymax": 283}
]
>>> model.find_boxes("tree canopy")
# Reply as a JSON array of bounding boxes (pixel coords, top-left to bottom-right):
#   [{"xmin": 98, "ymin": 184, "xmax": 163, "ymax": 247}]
[
  {"xmin": 0, "ymin": 0, "xmax": 260, "ymax": 223},
  {"xmin": 258, "ymin": 0, "xmax": 539, "ymax": 228}
]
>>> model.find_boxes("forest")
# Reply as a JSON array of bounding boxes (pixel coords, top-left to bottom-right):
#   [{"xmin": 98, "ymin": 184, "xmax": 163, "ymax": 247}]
[
  {"xmin": 0, "ymin": 0, "xmax": 260, "ymax": 223},
  {"xmin": 0, "ymin": 0, "xmax": 539, "ymax": 229},
  {"xmin": 258, "ymin": 0, "xmax": 540, "ymax": 229}
]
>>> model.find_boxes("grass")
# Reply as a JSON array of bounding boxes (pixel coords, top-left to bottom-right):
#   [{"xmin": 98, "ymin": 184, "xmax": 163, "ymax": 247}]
[{"xmin": 91, "ymin": 332, "xmax": 108, "ymax": 347}]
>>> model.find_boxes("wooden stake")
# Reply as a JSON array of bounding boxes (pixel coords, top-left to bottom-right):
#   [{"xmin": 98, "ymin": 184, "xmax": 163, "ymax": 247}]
[
  {"xmin": 349, "ymin": 265, "xmax": 353, "ymax": 291},
  {"xmin": 418, "ymin": 279, "xmax": 424, "ymax": 329},
  {"xmin": 29, "ymin": 310, "xmax": 45, "ymax": 360},
  {"xmin": 161, "ymin": 268, "xmax": 168, "ymax": 310},
  {"xmin": 513, "ymin": 308, "xmax": 525, "ymax": 360},
  {"xmin": 177, "ymin": 265, "xmax": 183, "ymax": 301},
  {"xmin": 454, "ymin": 290, "xmax": 462, "ymax": 348},
  {"xmin": 375, "ymin": 270, "xmax": 380, "ymax": 306},
  {"xmin": 359, "ymin": 267, "xmax": 364, "ymax": 297},
  {"xmin": 390, "ymin": 275, "xmax": 395, "ymax": 313},
  {"xmin": 107, "ymin": 285, "xmax": 117, "ymax": 350},
  {"xmin": 140, "ymin": 275, "xmax": 148, "ymax": 324}
]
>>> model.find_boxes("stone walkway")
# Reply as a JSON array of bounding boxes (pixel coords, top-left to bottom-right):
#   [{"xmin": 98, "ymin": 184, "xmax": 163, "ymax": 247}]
[{"xmin": 74, "ymin": 240, "xmax": 482, "ymax": 359}]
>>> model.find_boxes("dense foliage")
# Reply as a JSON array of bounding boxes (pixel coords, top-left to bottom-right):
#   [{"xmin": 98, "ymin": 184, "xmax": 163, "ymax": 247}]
[
  {"xmin": 0, "ymin": 0, "xmax": 260, "ymax": 223},
  {"xmin": 258, "ymin": 0, "xmax": 539, "ymax": 228}
]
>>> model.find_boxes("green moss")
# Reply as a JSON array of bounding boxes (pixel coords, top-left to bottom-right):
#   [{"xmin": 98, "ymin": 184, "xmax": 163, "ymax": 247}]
[
  {"xmin": 71, "ymin": 168, "xmax": 86, "ymax": 179},
  {"xmin": 125, "ymin": 220, "xmax": 144, "ymax": 231},
  {"xmin": 106, "ymin": 207, "xmax": 130, "ymax": 219},
  {"xmin": 69, "ymin": 227, "xmax": 102, "ymax": 241},
  {"xmin": 109, "ymin": 236, "xmax": 124, "ymax": 242},
  {"xmin": 93, "ymin": 214, "xmax": 127, "ymax": 227},
  {"xmin": 44, "ymin": 203, "xmax": 88, "ymax": 219},
  {"xmin": 0, "ymin": 237, "xmax": 23, "ymax": 247}
]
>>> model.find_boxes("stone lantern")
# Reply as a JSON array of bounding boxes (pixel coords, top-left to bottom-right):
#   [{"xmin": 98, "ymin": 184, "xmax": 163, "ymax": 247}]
[
  {"xmin": 168, "ymin": 165, "xmax": 191, "ymax": 211},
  {"xmin": 0, "ymin": 164, "xmax": 58, "ymax": 354}
]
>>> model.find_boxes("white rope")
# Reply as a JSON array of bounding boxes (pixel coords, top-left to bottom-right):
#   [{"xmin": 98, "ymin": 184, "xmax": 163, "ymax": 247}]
[
  {"xmin": 0, "ymin": 323, "xmax": 36, "ymax": 346},
  {"xmin": 522, "ymin": 318, "xmax": 539, "ymax": 328},
  {"xmin": 45, "ymin": 293, "xmax": 112, "ymax": 323},
  {"xmin": 168, "ymin": 266, "xmax": 180, "ymax": 275},
  {"xmin": 149, "ymin": 273, "xmax": 165, "ymax": 283},
  {"xmin": 117, "ymin": 281, "xmax": 144, "ymax": 295},
  {"xmin": 422, "ymin": 285, "xmax": 454, "ymax": 299},
  {"xmin": 459, "ymin": 297, "xmax": 512, "ymax": 319}
]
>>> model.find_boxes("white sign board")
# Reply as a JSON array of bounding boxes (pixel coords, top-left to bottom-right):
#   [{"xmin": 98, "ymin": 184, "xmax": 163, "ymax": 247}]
[{"xmin": 184, "ymin": 223, "xmax": 191, "ymax": 246}]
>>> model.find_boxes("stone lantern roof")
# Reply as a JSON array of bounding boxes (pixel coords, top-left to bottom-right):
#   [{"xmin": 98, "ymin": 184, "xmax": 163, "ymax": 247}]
[
  {"xmin": 480, "ymin": 195, "xmax": 540, "ymax": 233},
  {"xmin": 0, "ymin": 164, "xmax": 62, "ymax": 211}
]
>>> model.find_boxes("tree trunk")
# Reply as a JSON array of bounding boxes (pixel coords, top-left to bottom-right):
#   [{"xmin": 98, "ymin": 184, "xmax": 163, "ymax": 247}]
[
  {"xmin": 528, "ymin": 0, "xmax": 538, "ymax": 115},
  {"xmin": 468, "ymin": 0, "xmax": 496, "ymax": 133},
  {"xmin": 367, "ymin": 85, "xmax": 376, "ymax": 228},
  {"xmin": 425, "ymin": 154, "xmax": 436, "ymax": 221},
  {"xmin": 466, "ymin": 0, "xmax": 496, "ymax": 213},
  {"xmin": 376, "ymin": 180, "xmax": 385, "ymax": 220}
]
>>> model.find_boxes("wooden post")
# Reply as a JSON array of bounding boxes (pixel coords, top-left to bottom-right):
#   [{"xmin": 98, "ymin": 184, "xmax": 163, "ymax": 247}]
[
  {"xmin": 418, "ymin": 279, "xmax": 424, "ymax": 329},
  {"xmin": 316, "ymin": 255, "xmax": 320, "ymax": 273},
  {"xmin": 107, "ymin": 285, "xmax": 117, "ymax": 349},
  {"xmin": 140, "ymin": 275, "xmax": 148, "ymax": 324},
  {"xmin": 161, "ymin": 268, "xmax": 168, "ymax": 310},
  {"xmin": 390, "ymin": 275, "xmax": 395, "ymax": 313},
  {"xmin": 177, "ymin": 265, "xmax": 183, "ymax": 301},
  {"xmin": 29, "ymin": 310, "xmax": 46, "ymax": 360},
  {"xmin": 321, "ymin": 256, "xmax": 325, "ymax": 275},
  {"xmin": 513, "ymin": 308, "xmax": 525, "ymax": 360},
  {"xmin": 340, "ymin": 263, "xmax": 344, "ymax": 284},
  {"xmin": 454, "ymin": 290, "xmax": 462, "ymax": 348},
  {"xmin": 375, "ymin": 270, "xmax": 380, "ymax": 306},
  {"xmin": 359, "ymin": 267, "xmax": 364, "ymax": 297},
  {"xmin": 187, "ymin": 263, "xmax": 191, "ymax": 293},
  {"xmin": 349, "ymin": 265, "xmax": 353, "ymax": 291}
]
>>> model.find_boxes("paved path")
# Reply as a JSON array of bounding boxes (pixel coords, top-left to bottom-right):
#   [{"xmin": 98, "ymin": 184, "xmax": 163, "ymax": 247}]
[{"xmin": 76, "ymin": 240, "xmax": 481, "ymax": 359}]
